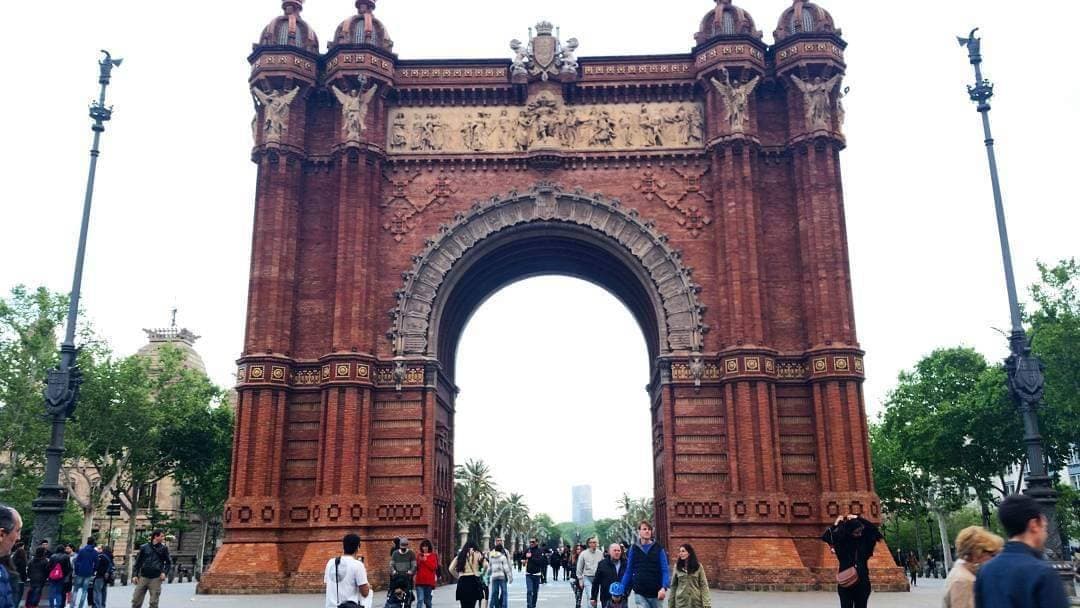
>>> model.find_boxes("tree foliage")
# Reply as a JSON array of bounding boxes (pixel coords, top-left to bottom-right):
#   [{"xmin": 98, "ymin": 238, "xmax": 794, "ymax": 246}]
[{"xmin": 1028, "ymin": 258, "xmax": 1080, "ymax": 462}]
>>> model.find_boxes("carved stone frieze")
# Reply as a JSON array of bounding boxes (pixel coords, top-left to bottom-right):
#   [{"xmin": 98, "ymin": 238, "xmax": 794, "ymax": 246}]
[
  {"xmin": 388, "ymin": 183, "xmax": 708, "ymax": 357},
  {"xmin": 387, "ymin": 92, "xmax": 704, "ymax": 155}
]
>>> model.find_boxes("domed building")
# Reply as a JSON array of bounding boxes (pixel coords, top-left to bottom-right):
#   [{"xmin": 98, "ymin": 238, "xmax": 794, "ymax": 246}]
[
  {"xmin": 695, "ymin": 0, "xmax": 762, "ymax": 45},
  {"xmin": 136, "ymin": 322, "xmax": 207, "ymax": 375},
  {"xmin": 330, "ymin": 0, "xmax": 393, "ymax": 51},
  {"xmin": 773, "ymin": 0, "xmax": 841, "ymax": 42},
  {"xmin": 256, "ymin": 0, "xmax": 320, "ymax": 53}
]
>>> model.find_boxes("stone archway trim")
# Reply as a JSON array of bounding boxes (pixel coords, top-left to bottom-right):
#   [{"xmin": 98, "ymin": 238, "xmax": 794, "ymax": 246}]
[{"xmin": 387, "ymin": 181, "xmax": 709, "ymax": 357}]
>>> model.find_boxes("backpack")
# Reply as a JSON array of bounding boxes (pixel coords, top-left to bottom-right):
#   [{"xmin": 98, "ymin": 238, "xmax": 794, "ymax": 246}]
[{"xmin": 48, "ymin": 562, "xmax": 64, "ymax": 582}]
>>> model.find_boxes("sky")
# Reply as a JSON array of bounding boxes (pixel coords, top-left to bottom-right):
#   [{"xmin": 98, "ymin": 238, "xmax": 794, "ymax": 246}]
[{"xmin": 2, "ymin": 1, "xmax": 1077, "ymax": 522}]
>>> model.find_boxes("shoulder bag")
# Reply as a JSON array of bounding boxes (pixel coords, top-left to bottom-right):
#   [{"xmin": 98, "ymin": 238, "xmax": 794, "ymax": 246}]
[
  {"xmin": 836, "ymin": 548, "xmax": 859, "ymax": 588},
  {"xmin": 336, "ymin": 557, "xmax": 361, "ymax": 608}
]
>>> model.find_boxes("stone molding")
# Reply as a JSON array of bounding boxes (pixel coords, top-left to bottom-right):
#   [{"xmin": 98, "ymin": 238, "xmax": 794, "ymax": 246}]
[{"xmin": 387, "ymin": 182, "xmax": 709, "ymax": 358}]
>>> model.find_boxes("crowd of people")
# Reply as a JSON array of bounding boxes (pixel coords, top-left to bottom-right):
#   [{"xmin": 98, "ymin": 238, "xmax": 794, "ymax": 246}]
[{"xmin": 0, "ymin": 504, "xmax": 173, "ymax": 608}]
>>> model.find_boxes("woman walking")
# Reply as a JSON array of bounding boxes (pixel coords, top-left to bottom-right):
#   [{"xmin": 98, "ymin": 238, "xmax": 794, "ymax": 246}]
[
  {"xmin": 821, "ymin": 514, "xmax": 881, "ymax": 608},
  {"xmin": 905, "ymin": 554, "xmax": 918, "ymax": 588},
  {"xmin": 669, "ymin": 544, "xmax": 710, "ymax": 608},
  {"xmin": 549, "ymin": 548, "xmax": 561, "ymax": 582},
  {"xmin": 568, "ymin": 546, "xmax": 584, "ymax": 608},
  {"xmin": 448, "ymin": 541, "xmax": 486, "ymax": 608},
  {"xmin": 25, "ymin": 548, "xmax": 49, "ymax": 608},
  {"xmin": 414, "ymin": 540, "xmax": 439, "ymax": 608},
  {"xmin": 942, "ymin": 527, "xmax": 1003, "ymax": 608}
]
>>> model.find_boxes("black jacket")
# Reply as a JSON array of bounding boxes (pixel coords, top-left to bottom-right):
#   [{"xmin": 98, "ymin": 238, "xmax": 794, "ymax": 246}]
[
  {"xmin": 133, "ymin": 542, "xmax": 172, "ymax": 579},
  {"xmin": 820, "ymin": 516, "xmax": 881, "ymax": 580},
  {"xmin": 524, "ymin": 547, "xmax": 547, "ymax": 575},
  {"xmin": 46, "ymin": 553, "xmax": 72, "ymax": 583},
  {"xmin": 591, "ymin": 557, "xmax": 627, "ymax": 605},
  {"xmin": 27, "ymin": 558, "xmax": 50, "ymax": 587}
]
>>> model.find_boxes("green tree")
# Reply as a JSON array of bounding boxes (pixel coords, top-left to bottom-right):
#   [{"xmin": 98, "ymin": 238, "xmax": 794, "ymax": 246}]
[
  {"xmin": 167, "ymin": 399, "xmax": 233, "ymax": 575},
  {"xmin": 1028, "ymin": 258, "xmax": 1080, "ymax": 462}
]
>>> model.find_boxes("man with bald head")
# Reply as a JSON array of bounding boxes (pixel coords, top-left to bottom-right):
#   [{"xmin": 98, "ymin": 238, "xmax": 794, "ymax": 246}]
[
  {"xmin": 0, "ymin": 504, "xmax": 23, "ymax": 608},
  {"xmin": 590, "ymin": 543, "xmax": 626, "ymax": 608}
]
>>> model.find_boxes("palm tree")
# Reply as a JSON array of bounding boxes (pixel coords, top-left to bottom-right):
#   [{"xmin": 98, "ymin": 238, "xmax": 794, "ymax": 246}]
[{"xmin": 454, "ymin": 459, "xmax": 496, "ymax": 547}]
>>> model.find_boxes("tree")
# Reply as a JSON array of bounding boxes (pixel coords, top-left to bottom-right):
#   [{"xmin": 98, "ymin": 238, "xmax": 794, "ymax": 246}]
[
  {"xmin": 167, "ymin": 399, "xmax": 233, "ymax": 575},
  {"xmin": 1028, "ymin": 259, "xmax": 1080, "ymax": 462},
  {"xmin": 0, "ymin": 286, "xmax": 67, "ymax": 479},
  {"xmin": 454, "ymin": 459, "xmax": 495, "ymax": 548}
]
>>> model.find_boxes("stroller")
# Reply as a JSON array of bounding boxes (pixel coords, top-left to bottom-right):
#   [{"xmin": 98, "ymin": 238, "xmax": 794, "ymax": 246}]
[{"xmin": 385, "ymin": 572, "xmax": 415, "ymax": 608}]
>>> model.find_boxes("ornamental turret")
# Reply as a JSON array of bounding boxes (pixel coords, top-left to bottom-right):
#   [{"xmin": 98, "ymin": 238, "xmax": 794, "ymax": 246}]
[
  {"xmin": 249, "ymin": 0, "xmax": 318, "ymax": 154},
  {"xmin": 693, "ymin": 0, "xmax": 766, "ymax": 143},
  {"xmin": 772, "ymin": 0, "xmax": 847, "ymax": 139},
  {"xmin": 326, "ymin": 0, "xmax": 396, "ymax": 151}
]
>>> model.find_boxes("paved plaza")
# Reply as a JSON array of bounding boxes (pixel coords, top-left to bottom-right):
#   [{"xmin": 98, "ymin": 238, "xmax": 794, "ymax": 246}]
[{"xmin": 96, "ymin": 574, "xmax": 955, "ymax": 608}]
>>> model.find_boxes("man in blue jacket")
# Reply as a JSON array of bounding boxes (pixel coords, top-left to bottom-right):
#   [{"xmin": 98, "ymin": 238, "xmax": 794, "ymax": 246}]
[
  {"xmin": 619, "ymin": 521, "xmax": 669, "ymax": 608},
  {"xmin": 71, "ymin": 538, "xmax": 97, "ymax": 608},
  {"xmin": 974, "ymin": 493, "xmax": 1069, "ymax": 608},
  {"xmin": 0, "ymin": 504, "xmax": 23, "ymax": 608}
]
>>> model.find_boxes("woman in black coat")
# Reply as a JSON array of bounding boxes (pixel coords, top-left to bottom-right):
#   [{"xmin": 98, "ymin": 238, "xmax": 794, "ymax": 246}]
[{"xmin": 821, "ymin": 514, "xmax": 881, "ymax": 608}]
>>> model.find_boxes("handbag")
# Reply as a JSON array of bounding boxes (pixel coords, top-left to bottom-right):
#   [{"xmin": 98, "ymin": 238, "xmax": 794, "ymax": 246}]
[
  {"xmin": 836, "ymin": 548, "xmax": 859, "ymax": 588},
  {"xmin": 336, "ymin": 557, "xmax": 361, "ymax": 608}
]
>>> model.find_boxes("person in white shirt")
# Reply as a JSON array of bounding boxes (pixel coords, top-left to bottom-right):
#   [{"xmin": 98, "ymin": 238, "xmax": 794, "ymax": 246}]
[{"xmin": 325, "ymin": 533, "xmax": 371, "ymax": 608}]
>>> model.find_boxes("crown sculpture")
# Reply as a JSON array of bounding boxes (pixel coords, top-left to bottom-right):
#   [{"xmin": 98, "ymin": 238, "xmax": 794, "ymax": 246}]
[{"xmin": 510, "ymin": 21, "xmax": 579, "ymax": 83}]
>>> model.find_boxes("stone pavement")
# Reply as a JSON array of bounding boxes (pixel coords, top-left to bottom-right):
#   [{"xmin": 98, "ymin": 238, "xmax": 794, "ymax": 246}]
[{"xmin": 96, "ymin": 572, "xmax": 953, "ymax": 608}]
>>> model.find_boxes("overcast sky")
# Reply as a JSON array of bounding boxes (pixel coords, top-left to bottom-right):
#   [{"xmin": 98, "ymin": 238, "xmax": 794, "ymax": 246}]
[{"xmin": 3, "ymin": 1, "xmax": 1077, "ymax": 522}]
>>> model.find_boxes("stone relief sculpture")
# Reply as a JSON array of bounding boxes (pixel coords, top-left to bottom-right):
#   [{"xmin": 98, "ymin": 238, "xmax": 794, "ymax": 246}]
[
  {"xmin": 251, "ymin": 86, "xmax": 300, "ymax": 143},
  {"xmin": 387, "ymin": 94, "xmax": 704, "ymax": 154},
  {"xmin": 510, "ymin": 39, "xmax": 529, "ymax": 78},
  {"xmin": 790, "ymin": 73, "xmax": 843, "ymax": 131},
  {"xmin": 331, "ymin": 77, "xmax": 379, "ymax": 141},
  {"xmin": 710, "ymin": 68, "xmax": 760, "ymax": 133},
  {"xmin": 509, "ymin": 22, "xmax": 579, "ymax": 81},
  {"xmin": 561, "ymin": 38, "xmax": 580, "ymax": 74}
]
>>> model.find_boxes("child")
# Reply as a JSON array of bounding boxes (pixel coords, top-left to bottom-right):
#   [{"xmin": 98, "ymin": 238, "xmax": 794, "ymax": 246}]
[
  {"xmin": 385, "ymin": 584, "xmax": 410, "ymax": 608},
  {"xmin": 605, "ymin": 583, "xmax": 626, "ymax": 608}
]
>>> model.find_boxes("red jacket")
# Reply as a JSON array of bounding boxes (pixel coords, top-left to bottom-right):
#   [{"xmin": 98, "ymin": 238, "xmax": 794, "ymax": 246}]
[{"xmin": 415, "ymin": 551, "xmax": 439, "ymax": 587}]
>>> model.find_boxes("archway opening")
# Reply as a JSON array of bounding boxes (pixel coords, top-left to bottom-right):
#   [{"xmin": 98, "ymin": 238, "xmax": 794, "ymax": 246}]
[{"xmin": 454, "ymin": 275, "xmax": 654, "ymax": 546}]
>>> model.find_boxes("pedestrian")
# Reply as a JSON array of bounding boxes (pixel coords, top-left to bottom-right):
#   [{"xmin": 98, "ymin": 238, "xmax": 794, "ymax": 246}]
[
  {"xmin": 91, "ymin": 547, "xmax": 113, "ymax": 608},
  {"xmin": 71, "ymin": 539, "xmax": 96, "ymax": 608},
  {"xmin": 577, "ymin": 537, "xmax": 603, "ymax": 608},
  {"xmin": 821, "ymin": 514, "xmax": 881, "ymax": 608},
  {"xmin": 590, "ymin": 543, "xmax": 626, "ymax": 608},
  {"xmin": 603, "ymin": 583, "xmax": 626, "ymax": 608},
  {"xmin": 523, "ymin": 539, "xmax": 546, "ymax": 608},
  {"xmin": 943, "ymin": 526, "xmax": 1002, "ymax": 608},
  {"xmin": 486, "ymin": 539, "xmax": 512, "ymax": 608},
  {"xmin": 62, "ymin": 545, "xmax": 74, "ymax": 607},
  {"xmin": 565, "ymin": 548, "xmax": 577, "ymax": 581},
  {"xmin": 538, "ymin": 544, "xmax": 548, "ymax": 585},
  {"xmin": 619, "ymin": 521, "xmax": 670, "ymax": 608},
  {"xmin": 0, "ymin": 505, "xmax": 23, "ymax": 608},
  {"xmin": 973, "ymin": 493, "xmax": 1070, "ymax": 608},
  {"xmin": 669, "ymin": 544, "xmax": 709, "ymax": 608},
  {"xmin": 12, "ymin": 541, "xmax": 28, "ymax": 608},
  {"xmin": 324, "ymin": 533, "xmax": 371, "ymax": 608},
  {"xmin": 413, "ymin": 540, "xmax": 438, "ymax": 608},
  {"xmin": 549, "ymin": 547, "xmax": 561, "ymax": 583},
  {"xmin": 448, "ymin": 541, "xmax": 485, "ymax": 608},
  {"xmin": 45, "ymin": 545, "xmax": 70, "ymax": 608},
  {"xmin": 389, "ymin": 537, "xmax": 416, "ymax": 607},
  {"xmin": 26, "ymin": 548, "xmax": 49, "ymax": 608},
  {"xmin": 568, "ymin": 546, "xmax": 583, "ymax": 608},
  {"xmin": 906, "ymin": 554, "xmax": 918, "ymax": 587},
  {"xmin": 130, "ymin": 531, "xmax": 172, "ymax": 608}
]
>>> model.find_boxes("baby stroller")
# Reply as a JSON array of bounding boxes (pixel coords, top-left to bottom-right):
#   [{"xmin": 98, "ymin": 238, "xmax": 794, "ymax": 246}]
[{"xmin": 385, "ymin": 572, "xmax": 415, "ymax": 608}]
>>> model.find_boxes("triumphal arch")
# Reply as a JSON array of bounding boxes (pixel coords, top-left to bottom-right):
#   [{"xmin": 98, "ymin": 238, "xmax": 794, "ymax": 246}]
[{"xmin": 201, "ymin": 0, "xmax": 907, "ymax": 593}]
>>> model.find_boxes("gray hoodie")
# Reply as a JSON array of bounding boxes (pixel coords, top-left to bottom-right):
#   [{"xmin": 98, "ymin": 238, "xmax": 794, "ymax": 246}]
[{"xmin": 576, "ymin": 547, "xmax": 604, "ymax": 578}]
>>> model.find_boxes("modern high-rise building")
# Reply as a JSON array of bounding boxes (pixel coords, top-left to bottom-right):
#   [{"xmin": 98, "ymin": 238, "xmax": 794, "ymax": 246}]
[{"xmin": 572, "ymin": 485, "xmax": 593, "ymax": 525}]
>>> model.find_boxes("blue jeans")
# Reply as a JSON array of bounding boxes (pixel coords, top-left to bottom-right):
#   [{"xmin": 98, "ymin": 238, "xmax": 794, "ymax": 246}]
[
  {"xmin": 72, "ymin": 575, "xmax": 92, "ymax": 608},
  {"xmin": 48, "ymin": 581, "xmax": 65, "ymax": 608},
  {"xmin": 526, "ymin": 575, "xmax": 541, "ymax": 608},
  {"xmin": 489, "ymin": 578, "xmax": 508, "ymax": 608},
  {"xmin": 634, "ymin": 596, "xmax": 662, "ymax": 608},
  {"xmin": 414, "ymin": 585, "xmax": 433, "ymax": 608},
  {"xmin": 92, "ymin": 578, "xmax": 107, "ymax": 608}
]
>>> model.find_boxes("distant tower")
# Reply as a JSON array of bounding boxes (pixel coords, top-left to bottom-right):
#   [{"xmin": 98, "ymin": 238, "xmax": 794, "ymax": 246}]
[{"xmin": 572, "ymin": 485, "xmax": 593, "ymax": 525}]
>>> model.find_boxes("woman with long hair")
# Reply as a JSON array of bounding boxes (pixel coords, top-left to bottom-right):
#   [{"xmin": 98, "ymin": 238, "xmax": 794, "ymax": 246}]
[
  {"xmin": 821, "ymin": 515, "xmax": 882, "ymax": 608},
  {"xmin": 414, "ymin": 539, "xmax": 439, "ymax": 608},
  {"xmin": 549, "ymin": 547, "xmax": 561, "ymax": 582},
  {"xmin": 568, "ymin": 546, "xmax": 584, "ymax": 606},
  {"xmin": 669, "ymin": 544, "xmax": 710, "ymax": 608},
  {"xmin": 448, "ymin": 541, "xmax": 486, "ymax": 608}
]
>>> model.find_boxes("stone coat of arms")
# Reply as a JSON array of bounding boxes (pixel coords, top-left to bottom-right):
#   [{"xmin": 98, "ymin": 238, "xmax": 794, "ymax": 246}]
[{"xmin": 510, "ymin": 21, "xmax": 579, "ymax": 82}]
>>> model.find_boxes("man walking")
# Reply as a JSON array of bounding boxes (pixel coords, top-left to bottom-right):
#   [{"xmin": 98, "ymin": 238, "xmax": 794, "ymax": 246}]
[
  {"xmin": 591, "ymin": 543, "xmax": 626, "ymax": 608},
  {"xmin": 524, "ymin": 539, "xmax": 546, "ymax": 608},
  {"xmin": 576, "ymin": 537, "xmax": 603, "ymax": 608},
  {"xmin": 324, "ymin": 534, "xmax": 370, "ymax": 608},
  {"xmin": 487, "ymin": 538, "xmax": 513, "ymax": 608},
  {"xmin": 71, "ymin": 539, "xmax": 96, "ymax": 608},
  {"xmin": 974, "ymin": 493, "xmax": 1069, "ymax": 608},
  {"xmin": 130, "ymin": 531, "xmax": 171, "ymax": 608},
  {"xmin": 0, "ymin": 505, "xmax": 23, "ymax": 608},
  {"xmin": 388, "ymin": 537, "xmax": 416, "ymax": 603},
  {"xmin": 619, "ymin": 522, "xmax": 669, "ymax": 608}
]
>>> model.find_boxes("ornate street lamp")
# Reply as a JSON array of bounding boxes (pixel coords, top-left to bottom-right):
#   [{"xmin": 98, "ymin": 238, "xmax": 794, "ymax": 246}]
[
  {"xmin": 957, "ymin": 29, "xmax": 1075, "ymax": 595},
  {"xmin": 30, "ymin": 50, "xmax": 122, "ymax": 549}
]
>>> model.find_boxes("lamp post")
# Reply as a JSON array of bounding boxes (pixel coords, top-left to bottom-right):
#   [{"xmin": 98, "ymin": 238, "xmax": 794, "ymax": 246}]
[
  {"xmin": 30, "ymin": 50, "xmax": 122, "ymax": 549},
  {"xmin": 957, "ymin": 30, "xmax": 1076, "ymax": 596}
]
